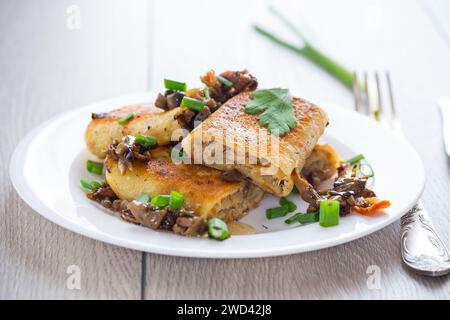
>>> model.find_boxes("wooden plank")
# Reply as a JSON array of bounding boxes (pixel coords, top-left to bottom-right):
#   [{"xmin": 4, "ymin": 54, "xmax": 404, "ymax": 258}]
[
  {"xmin": 144, "ymin": 0, "xmax": 450, "ymax": 299},
  {"xmin": 145, "ymin": 224, "xmax": 450, "ymax": 299},
  {"xmin": 0, "ymin": 0, "xmax": 149, "ymax": 299}
]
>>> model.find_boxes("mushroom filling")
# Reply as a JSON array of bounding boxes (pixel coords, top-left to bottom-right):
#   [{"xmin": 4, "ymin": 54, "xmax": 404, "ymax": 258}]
[
  {"xmin": 106, "ymin": 135, "xmax": 154, "ymax": 174},
  {"xmin": 296, "ymin": 162, "xmax": 379, "ymax": 216},
  {"xmin": 85, "ymin": 183, "xmax": 138, "ymax": 224},
  {"xmin": 127, "ymin": 200, "xmax": 208, "ymax": 236},
  {"xmin": 86, "ymin": 183, "xmax": 208, "ymax": 237},
  {"xmin": 154, "ymin": 69, "xmax": 258, "ymax": 130}
]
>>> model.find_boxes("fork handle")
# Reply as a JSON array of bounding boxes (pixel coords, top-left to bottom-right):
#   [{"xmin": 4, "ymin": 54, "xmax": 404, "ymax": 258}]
[{"xmin": 401, "ymin": 200, "xmax": 450, "ymax": 276}]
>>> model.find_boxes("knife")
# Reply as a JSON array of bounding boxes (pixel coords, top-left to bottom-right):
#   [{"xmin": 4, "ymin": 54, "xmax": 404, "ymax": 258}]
[{"xmin": 439, "ymin": 99, "xmax": 450, "ymax": 156}]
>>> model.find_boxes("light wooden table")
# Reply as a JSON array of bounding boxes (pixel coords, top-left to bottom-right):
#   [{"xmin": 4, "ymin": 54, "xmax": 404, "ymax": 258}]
[{"xmin": 1, "ymin": 0, "xmax": 450, "ymax": 299}]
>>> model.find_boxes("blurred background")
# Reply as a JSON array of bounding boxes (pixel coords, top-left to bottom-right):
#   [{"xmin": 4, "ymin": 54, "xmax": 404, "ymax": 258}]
[
  {"xmin": 2, "ymin": 0, "xmax": 450, "ymax": 152},
  {"xmin": 2, "ymin": 0, "xmax": 450, "ymax": 299}
]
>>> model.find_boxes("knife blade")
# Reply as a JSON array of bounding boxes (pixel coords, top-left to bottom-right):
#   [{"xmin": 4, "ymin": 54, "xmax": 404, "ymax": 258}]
[{"xmin": 439, "ymin": 99, "xmax": 450, "ymax": 157}]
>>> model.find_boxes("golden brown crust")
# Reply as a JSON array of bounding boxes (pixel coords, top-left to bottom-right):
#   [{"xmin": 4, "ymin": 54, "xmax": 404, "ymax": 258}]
[
  {"xmin": 85, "ymin": 103, "xmax": 183, "ymax": 159},
  {"xmin": 181, "ymin": 92, "xmax": 328, "ymax": 196},
  {"xmin": 105, "ymin": 147, "xmax": 264, "ymax": 221}
]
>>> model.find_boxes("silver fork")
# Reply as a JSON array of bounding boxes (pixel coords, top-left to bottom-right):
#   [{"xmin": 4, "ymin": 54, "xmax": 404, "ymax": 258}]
[{"xmin": 352, "ymin": 72, "xmax": 450, "ymax": 277}]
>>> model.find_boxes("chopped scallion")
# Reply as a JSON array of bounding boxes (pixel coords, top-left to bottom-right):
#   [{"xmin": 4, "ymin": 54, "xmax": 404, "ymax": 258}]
[
  {"xmin": 297, "ymin": 212, "xmax": 320, "ymax": 224},
  {"xmin": 151, "ymin": 195, "xmax": 170, "ymax": 208},
  {"xmin": 180, "ymin": 96, "xmax": 206, "ymax": 112},
  {"xmin": 359, "ymin": 161, "xmax": 375, "ymax": 178},
  {"xmin": 169, "ymin": 146, "xmax": 186, "ymax": 161},
  {"xmin": 266, "ymin": 205, "xmax": 289, "ymax": 219},
  {"xmin": 373, "ymin": 109, "xmax": 380, "ymax": 120},
  {"xmin": 117, "ymin": 113, "xmax": 134, "ymax": 125},
  {"xmin": 135, "ymin": 192, "xmax": 150, "ymax": 203},
  {"xmin": 169, "ymin": 191, "xmax": 185, "ymax": 209},
  {"xmin": 203, "ymin": 86, "xmax": 210, "ymax": 99},
  {"xmin": 346, "ymin": 154, "xmax": 365, "ymax": 165},
  {"xmin": 135, "ymin": 135, "xmax": 157, "ymax": 149},
  {"xmin": 164, "ymin": 79, "xmax": 187, "ymax": 92},
  {"xmin": 284, "ymin": 213, "xmax": 300, "ymax": 224},
  {"xmin": 217, "ymin": 75, "xmax": 234, "ymax": 88},
  {"xmin": 279, "ymin": 197, "xmax": 297, "ymax": 212},
  {"xmin": 80, "ymin": 179, "xmax": 101, "ymax": 192},
  {"xmin": 284, "ymin": 212, "xmax": 319, "ymax": 225},
  {"xmin": 86, "ymin": 160, "xmax": 103, "ymax": 175},
  {"xmin": 208, "ymin": 218, "xmax": 230, "ymax": 241},
  {"xmin": 319, "ymin": 200, "xmax": 340, "ymax": 227}
]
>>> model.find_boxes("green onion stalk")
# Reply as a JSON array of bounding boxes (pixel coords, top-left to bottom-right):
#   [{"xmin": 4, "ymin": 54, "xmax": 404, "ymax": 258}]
[{"xmin": 254, "ymin": 7, "xmax": 354, "ymax": 90}]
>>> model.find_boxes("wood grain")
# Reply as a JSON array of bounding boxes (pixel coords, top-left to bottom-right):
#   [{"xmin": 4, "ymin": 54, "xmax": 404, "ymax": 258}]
[
  {"xmin": 144, "ymin": 0, "xmax": 450, "ymax": 299},
  {"xmin": 0, "ymin": 0, "xmax": 149, "ymax": 299},
  {"xmin": 2, "ymin": 0, "xmax": 450, "ymax": 299},
  {"xmin": 145, "ymin": 224, "xmax": 450, "ymax": 299}
]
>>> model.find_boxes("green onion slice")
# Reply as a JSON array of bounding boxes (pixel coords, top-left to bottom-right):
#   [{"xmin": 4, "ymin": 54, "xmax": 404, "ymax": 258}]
[
  {"xmin": 135, "ymin": 192, "xmax": 150, "ymax": 203},
  {"xmin": 279, "ymin": 197, "xmax": 297, "ymax": 212},
  {"xmin": 373, "ymin": 109, "xmax": 380, "ymax": 120},
  {"xmin": 319, "ymin": 199, "xmax": 340, "ymax": 227},
  {"xmin": 164, "ymin": 79, "xmax": 187, "ymax": 92},
  {"xmin": 169, "ymin": 146, "xmax": 187, "ymax": 161},
  {"xmin": 346, "ymin": 154, "xmax": 365, "ymax": 165},
  {"xmin": 117, "ymin": 113, "xmax": 134, "ymax": 125},
  {"xmin": 217, "ymin": 75, "xmax": 234, "ymax": 88},
  {"xmin": 284, "ymin": 213, "xmax": 300, "ymax": 224},
  {"xmin": 150, "ymin": 195, "xmax": 170, "ymax": 208},
  {"xmin": 266, "ymin": 205, "xmax": 290, "ymax": 219},
  {"xmin": 285, "ymin": 212, "xmax": 319, "ymax": 225},
  {"xmin": 208, "ymin": 218, "xmax": 230, "ymax": 241},
  {"xmin": 80, "ymin": 179, "xmax": 101, "ymax": 192},
  {"xmin": 169, "ymin": 191, "xmax": 185, "ymax": 209},
  {"xmin": 203, "ymin": 86, "xmax": 210, "ymax": 99},
  {"xmin": 297, "ymin": 212, "xmax": 320, "ymax": 224},
  {"xmin": 359, "ymin": 161, "xmax": 375, "ymax": 178},
  {"xmin": 135, "ymin": 135, "xmax": 157, "ymax": 149},
  {"xmin": 180, "ymin": 96, "xmax": 206, "ymax": 112},
  {"xmin": 86, "ymin": 160, "xmax": 103, "ymax": 175},
  {"xmin": 291, "ymin": 186, "xmax": 299, "ymax": 194}
]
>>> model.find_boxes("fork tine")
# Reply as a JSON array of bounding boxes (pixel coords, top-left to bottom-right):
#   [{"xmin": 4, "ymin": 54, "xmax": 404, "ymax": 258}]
[
  {"xmin": 385, "ymin": 72, "xmax": 403, "ymax": 136},
  {"xmin": 352, "ymin": 72, "xmax": 361, "ymax": 112},
  {"xmin": 386, "ymin": 72, "xmax": 396, "ymax": 117},
  {"xmin": 364, "ymin": 72, "xmax": 371, "ymax": 116},
  {"xmin": 374, "ymin": 72, "xmax": 382, "ymax": 121}
]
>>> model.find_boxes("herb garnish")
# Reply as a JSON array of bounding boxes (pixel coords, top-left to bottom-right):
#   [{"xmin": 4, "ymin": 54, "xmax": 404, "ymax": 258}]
[
  {"xmin": 244, "ymin": 88, "xmax": 296, "ymax": 137},
  {"xmin": 117, "ymin": 113, "xmax": 134, "ymax": 125}
]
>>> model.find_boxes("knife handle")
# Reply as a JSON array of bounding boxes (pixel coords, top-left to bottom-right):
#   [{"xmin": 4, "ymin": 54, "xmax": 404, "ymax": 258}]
[{"xmin": 400, "ymin": 201, "xmax": 450, "ymax": 276}]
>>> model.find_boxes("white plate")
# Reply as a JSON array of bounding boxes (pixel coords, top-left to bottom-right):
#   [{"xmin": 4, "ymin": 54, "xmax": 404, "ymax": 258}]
[{"xmin": 10, "ymin": 93, "xmax": 425, "ymax": 258}]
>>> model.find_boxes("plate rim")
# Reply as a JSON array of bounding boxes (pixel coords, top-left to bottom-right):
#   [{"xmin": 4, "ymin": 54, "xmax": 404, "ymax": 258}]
[{"xmin": 9, "ymin": 92, "xmax": 426, "ymax": 258}]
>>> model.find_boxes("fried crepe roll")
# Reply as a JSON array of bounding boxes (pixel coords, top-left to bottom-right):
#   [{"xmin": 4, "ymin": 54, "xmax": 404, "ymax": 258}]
[
  {"xmin": 104, "ymin": 147, "xmax": 265, "ymax": 222},
  {"xmin": 181, "ymin": 92, "xmax": 329, "ymax": 196},
  {"xmin": 301, "ymin": 144, "xmax": 342, "ymax": 188},
  {"xmin": 85, "ymin": 104, "xmax": 183, "ymax": 159}
]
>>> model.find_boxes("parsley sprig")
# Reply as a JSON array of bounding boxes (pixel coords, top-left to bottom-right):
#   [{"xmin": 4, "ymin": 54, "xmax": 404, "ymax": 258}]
[{"xmin": 244, "ymin": 88, "xmax": 297, "ymax": 137}]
